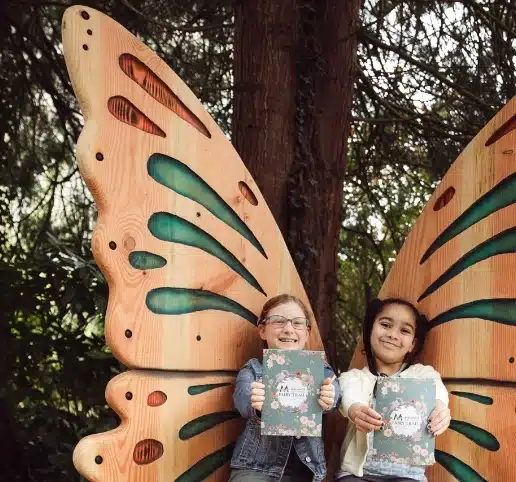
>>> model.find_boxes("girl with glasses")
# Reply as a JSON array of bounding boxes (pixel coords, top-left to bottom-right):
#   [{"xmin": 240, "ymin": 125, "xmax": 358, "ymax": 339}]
[{"xmin": 229, "ymin": 294, "xmax": 341, "ymax": 481}]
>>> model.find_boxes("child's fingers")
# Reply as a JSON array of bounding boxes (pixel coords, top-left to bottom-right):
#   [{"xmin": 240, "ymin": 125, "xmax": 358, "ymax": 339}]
[
  {"xmin": 357, "ymin": 411, "xmax": 383, "ymax": 427},
  {"xmin": 251, "ymin": 396, "xmax": 265, "ymax": 406},
  {"xmin": 322, "ymin": 375, "xmax": 337, "ymax": 386},
  {"xmin": 428, "ymin": 412, "xmax": 443, "ymax": 429},
  {"xmin": 428, "ymin": 403, "xmax": 449, "ymax": 422},
  {"xmin": 429, "ymin": 411, "xmax": 451, "ymax": 435},
  {"xmin": 251, "ymin": 384, "xmax": 265, "ymax": 394},
  {"xmin": 355, "ymin": 419, "xmax": 378, "ymax": 432},
  {"xmin": 365, "ymin": 407, "xmax": 382, "ymax": 421},
  {"xmin": 319, "ymin": 394, "xmax": 334, "ymax": 405},
  {"xmin": 319, "ymin": 385, "xmax": 335, "ymax": 397},
  {"xmin": 429, "ymin": 408, "xmax": 450, "ymax": 428},
  {"xmin": 427, "ymin": 407, "xmax": 438, "ymax": 422},
  {"xmin": 431, "ymin": 418, "xmax": 450, "ymax": 436}
]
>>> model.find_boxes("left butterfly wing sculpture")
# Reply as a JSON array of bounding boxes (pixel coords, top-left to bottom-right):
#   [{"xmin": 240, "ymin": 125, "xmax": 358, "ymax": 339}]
[{"xmin": 62, "ymin": 6, "xmax": 323, "ymax": 481}]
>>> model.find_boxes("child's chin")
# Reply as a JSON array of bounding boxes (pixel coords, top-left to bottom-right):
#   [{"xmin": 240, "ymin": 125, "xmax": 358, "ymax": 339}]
[{"xmin": 274, "ymin": 342, "xmax": 303, "ymax": 350}]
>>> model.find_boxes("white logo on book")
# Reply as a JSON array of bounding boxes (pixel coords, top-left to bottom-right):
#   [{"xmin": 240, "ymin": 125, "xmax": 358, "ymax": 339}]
[
  {"xmin": 389, "ymin": 405, "xmax": 422, "ymax": 437},
  {"xmin": 276, "ymin": 377, "xmax": 308, "ymax": 408}
]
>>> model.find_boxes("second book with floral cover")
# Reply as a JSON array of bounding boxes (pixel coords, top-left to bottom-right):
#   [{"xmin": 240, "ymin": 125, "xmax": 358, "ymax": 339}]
[
  {"xmin": 261, "ymin": 349, "xmax": 325, "ymax": 437},
  {"xmin": 372, "ymin": 377, "xmax": 436, "ymax": 466}
]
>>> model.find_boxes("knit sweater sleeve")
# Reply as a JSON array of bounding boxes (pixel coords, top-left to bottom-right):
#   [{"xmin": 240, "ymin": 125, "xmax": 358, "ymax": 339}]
[{"xmin": 338, "ymin": 368, "xmax": 371, "ymax": 419}]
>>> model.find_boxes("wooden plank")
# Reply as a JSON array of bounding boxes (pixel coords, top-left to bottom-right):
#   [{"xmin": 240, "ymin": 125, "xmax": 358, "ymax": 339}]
[{"xmin": 62, "ymin": 5, "xmax": 323, "ymax": 371}]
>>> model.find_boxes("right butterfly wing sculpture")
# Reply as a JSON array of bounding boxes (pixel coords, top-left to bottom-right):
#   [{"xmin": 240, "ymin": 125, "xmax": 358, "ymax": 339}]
[
  {"xmin": 62, "ymin": 6, "xmax": 323, "ymax": 481},
  {"xmin": 350, "ymin": 98, "xmax": 516, "ymax": 481}
]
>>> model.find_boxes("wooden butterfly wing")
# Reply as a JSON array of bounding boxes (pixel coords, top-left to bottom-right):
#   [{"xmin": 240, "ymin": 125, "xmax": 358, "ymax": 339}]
[
  {"xmin": 62, "ymin": 5, "xmax": 323, "ymax": 372},
  {"xmin": 62, "ymin": 5, "xmax": 324, "ymax": 481},
  {"xmin": 350, "ymin": 97, "xmax": 516, "ymax": 481}
]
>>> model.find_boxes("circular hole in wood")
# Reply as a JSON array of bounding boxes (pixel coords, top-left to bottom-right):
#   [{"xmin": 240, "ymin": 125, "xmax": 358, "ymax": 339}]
[
  {"xmin": 196, "ymin": 212, "xmax": 201, "ymax": 217},
  {"xmin": 133, "ymin": 439, "xmax": 164, "ymax": 465},
  {"xmin": 87, "ymin": 29, "xmax": 93, "ymax": 35},
  {"xmin": 147, "ymin": 391, "xmax": 167, "ymax": 407},
  {"xmin": 196, "ymin": 335, "xmax": 201, "ymax": 341},
  {"xmin": 109, "ymin": 241, "xmax": 117, "ymax": 250},
  {"xmin": 82, "ymin": 44, "xmax": 89, "ymax": 51},
  {"xmin": 95, "ymin": 455, "xmax": 103, "ymax": 464},
  {"xmin": 80, "ymin": 10, "xmax": 90, "ymax": 20},
  {"xmin": 95, "ymin": 152, "xmax": 104, "ymax": 161},
  {"xmin": 125, "ymin": 329, "xmax": 132, "ymax": 338},
  {"xmin": 238, "ymin": 181, "xmax": 258, "ymax": 206},
  {"xmin": 510, "ymin": 357, "xmax": 515, "ymax": 364},
  {"xmin": 125, "ymin": 391, "xmax": 133, "ymax": 400},
  {"xmin": 123, "ymin": 236, "xmax": 136, "ymax": 251},
  {"xmin": 433, "ymin": 186, "xmax": 455, "ymax": 211}
]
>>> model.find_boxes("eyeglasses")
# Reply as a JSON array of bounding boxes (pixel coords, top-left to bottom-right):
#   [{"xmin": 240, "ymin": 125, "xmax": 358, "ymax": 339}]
[{"xmin": 259, "ymin": 315, "xmax": 310, "ymax": 330}]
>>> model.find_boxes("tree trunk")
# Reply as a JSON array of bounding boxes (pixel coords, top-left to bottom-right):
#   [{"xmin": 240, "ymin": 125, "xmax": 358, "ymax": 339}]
[
  {"xmin": 233, "ymin": 0, "xmax": 298, "ymax": 231},
  {"xmin": 233, "ymin": 0, "xmax": 361, "ymax": 368}
]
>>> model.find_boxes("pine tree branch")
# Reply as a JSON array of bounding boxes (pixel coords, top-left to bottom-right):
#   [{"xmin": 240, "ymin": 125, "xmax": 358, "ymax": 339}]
[
  {"xmin": 360, "ymin": 28, "xmax": 493, "ymax": 110},
  {"xmin": 119, "ymin": 0, "xmax": 234, "ymax": 33},
  {"xmin": 460, "ymin": 0, "xmax": 516, "ymax": 38}
]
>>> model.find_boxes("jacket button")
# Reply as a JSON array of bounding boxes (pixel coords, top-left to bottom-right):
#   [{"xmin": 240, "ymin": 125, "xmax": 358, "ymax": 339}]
[{"xmin": 305, "ymin": 456, "xmax": 311, "ymax": 463}]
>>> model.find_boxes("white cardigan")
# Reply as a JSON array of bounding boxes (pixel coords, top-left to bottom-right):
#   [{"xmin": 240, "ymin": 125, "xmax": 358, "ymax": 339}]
[{"xmin": 338, "ymin": 364, "xmax": 449, "ymax": 477}]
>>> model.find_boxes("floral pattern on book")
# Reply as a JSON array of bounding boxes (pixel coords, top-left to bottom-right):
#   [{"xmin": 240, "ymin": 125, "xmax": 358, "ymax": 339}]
[{"xmin": 372, "ymin": 378, "xmax": 435, "ymax": 466}]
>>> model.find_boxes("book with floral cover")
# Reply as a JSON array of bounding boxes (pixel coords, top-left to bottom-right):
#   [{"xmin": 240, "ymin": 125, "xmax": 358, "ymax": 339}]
[
  {"xmin": 261, "ymin": 349, "xmax": 325, "ymax": 437},
  {"xmin": 372, "ymin": 377, "xmax": 436, "ymax": 466}
]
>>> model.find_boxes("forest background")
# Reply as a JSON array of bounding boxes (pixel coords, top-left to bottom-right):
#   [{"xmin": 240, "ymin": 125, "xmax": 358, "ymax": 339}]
[{"xmin": 1, "ymin": 0, "xmax": 515, "ymax": 479}]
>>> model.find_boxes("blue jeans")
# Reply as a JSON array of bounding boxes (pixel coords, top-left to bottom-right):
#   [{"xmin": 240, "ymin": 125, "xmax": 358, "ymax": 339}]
[
  {"xmin": 229, "ymin": 468, "xmax": 313, "ymax": 482},
  {"xmin": 338, "ymin": 476, "xmax": 417, "ymax": 482}
]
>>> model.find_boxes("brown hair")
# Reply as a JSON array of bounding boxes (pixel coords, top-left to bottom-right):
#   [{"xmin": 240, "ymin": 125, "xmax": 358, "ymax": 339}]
[{"xmin": 259, "ymin": 294, "xmax": 312, "ymax": 326}]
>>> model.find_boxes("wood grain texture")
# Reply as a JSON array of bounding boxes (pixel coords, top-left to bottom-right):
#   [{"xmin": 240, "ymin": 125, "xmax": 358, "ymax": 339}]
[
  {"xmin": 73, "ymin": 371, "xmax": 243, "ymax": 482},
  {"xmin": 349, "ymin": 97, "xmax": 516, "ymax": 480},
  {"xmin": 61, "ymin": 5, "xmax": 323, "ymax": 372},
  {"xmin": 428, "ymin": 383, "xmax": 515, "ymax": 482}
]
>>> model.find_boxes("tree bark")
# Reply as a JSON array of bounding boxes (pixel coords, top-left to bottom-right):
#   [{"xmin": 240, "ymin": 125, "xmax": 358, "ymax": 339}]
[
  {"xmin": 233, "ymin": 0, "xmax": 361, "ymax": 368},
  {"xmin": 291, "ymin": 0, "xmax": 361, "ymax": 367},
  {"xmin": 233, "ymin": 0, "xmax": 298, "ymax": 231}
]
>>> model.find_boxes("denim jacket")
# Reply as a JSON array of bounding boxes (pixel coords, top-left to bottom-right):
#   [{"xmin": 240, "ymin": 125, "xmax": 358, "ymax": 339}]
[{"xmin": 230, "ymin": 358, "xmax": 341, "ymax": 481}]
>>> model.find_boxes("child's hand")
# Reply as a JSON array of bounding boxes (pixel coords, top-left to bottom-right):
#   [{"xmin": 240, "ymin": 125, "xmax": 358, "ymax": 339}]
[
  {"xmin": 428, "ymin": 399, "xmax": 451, "ymax": 436},
  {"xmin": 250, "ymin": 380, "xmax": 265, "ymax": 411},
  {"xmin": 318, "ymin": 377, "xmax": 336, "ymax": 410},
  {"xmin": 349, "ymin": 402, "xmax": 384, "ymax": 433}
]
